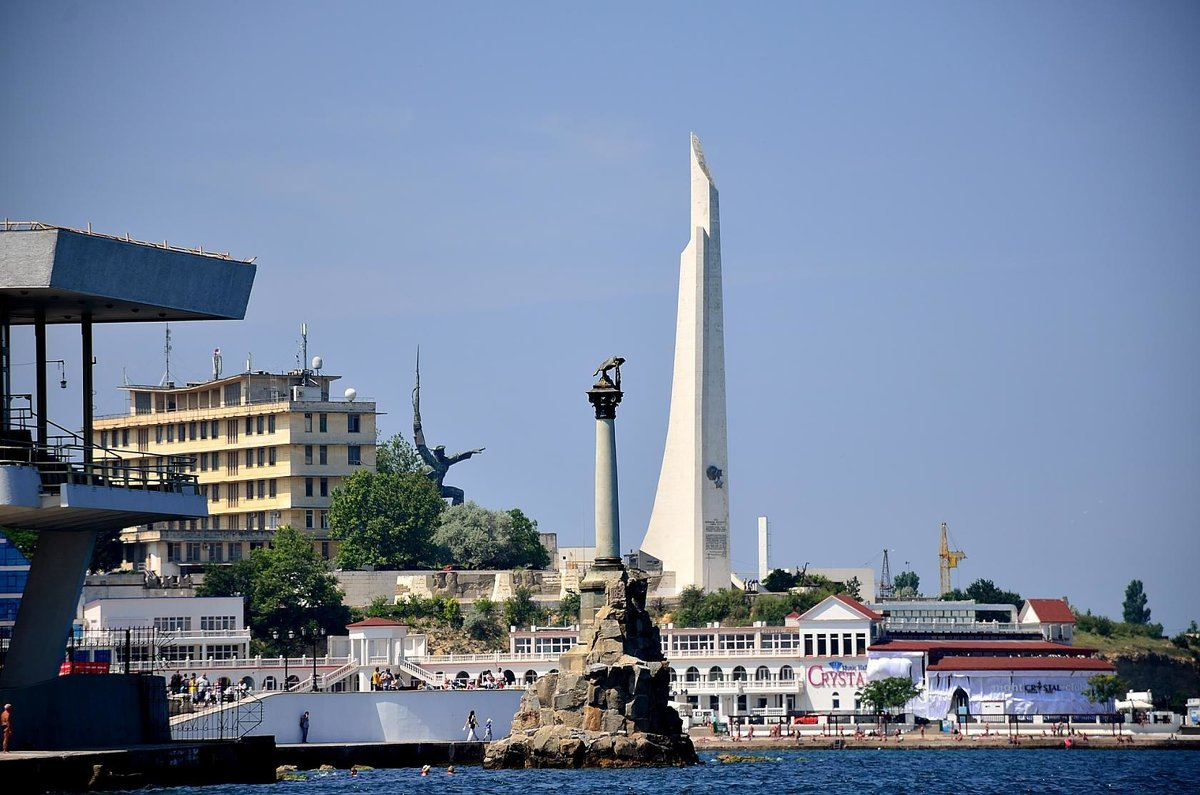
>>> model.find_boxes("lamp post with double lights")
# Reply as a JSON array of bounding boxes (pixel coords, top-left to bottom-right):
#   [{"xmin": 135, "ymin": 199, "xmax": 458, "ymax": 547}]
[
  {"xmin": 271, "ymin": 629, "xmax": 296, "ymax": 691},
  {"xmin": 304, "ymin": 626, "xmax": 328, "ymax": 691}
]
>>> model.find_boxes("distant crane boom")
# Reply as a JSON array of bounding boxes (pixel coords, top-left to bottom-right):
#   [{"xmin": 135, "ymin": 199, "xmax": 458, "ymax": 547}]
[{"xmin": 939, "ymin": 521, "xmax": 966, "ymax": 596}]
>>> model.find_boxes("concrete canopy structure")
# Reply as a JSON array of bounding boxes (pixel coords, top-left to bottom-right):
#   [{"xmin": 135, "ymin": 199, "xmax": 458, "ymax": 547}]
[
  {"xmin": 0, "ymin": 221, "xmax": 255, "ymax": 690},
  {"xmin": 639, "ymin": 135, "xmax": 731, "ymax": 594}
]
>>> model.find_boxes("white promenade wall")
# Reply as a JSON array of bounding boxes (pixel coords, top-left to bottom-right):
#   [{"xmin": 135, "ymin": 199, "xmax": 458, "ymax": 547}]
[{"xmin": 178, "ymin": 689, "xmax": 524, "ymax": 744}]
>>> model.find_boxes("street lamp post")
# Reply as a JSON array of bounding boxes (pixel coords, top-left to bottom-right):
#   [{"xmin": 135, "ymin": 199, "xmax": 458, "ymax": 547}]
[
  {"xmin": 304, "ymin": 627, "xmax": 328, "ymax": 692},
  {"xmin": 272, "ymin": 629, "xmax": 296, "ymax": 691}
]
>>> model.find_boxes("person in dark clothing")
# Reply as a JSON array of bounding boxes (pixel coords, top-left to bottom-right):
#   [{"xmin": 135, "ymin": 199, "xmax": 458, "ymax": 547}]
[{"xmin": 299, "ymin": 711, "xmax": 310, "ymax": 743}]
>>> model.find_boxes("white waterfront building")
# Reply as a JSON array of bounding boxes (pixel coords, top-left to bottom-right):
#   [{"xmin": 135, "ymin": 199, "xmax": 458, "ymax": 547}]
[{"xmin": 77, "ymin": 591, "xmax": 1117, "ymax": 731}]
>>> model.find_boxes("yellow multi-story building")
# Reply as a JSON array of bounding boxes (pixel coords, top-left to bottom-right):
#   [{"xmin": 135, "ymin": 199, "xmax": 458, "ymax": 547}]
[{"xmin": 92, "ymin": 366, "xmax": 377, "ymax": 576}]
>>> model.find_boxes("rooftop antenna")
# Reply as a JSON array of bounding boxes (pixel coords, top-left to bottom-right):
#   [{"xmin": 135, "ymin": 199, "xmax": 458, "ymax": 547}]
[
  {"xmin": 159, "ymin": 324, "xmax": 173, "ymax": 386},
  {"xmin": 300, "ymin": 322, "xmax": 308, "ymax": 373}
]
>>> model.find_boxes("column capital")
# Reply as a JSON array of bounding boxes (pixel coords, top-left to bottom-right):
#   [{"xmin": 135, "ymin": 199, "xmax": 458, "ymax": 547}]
[{"xmin": 586, "ymin": 383, "xmax": 623, "ymax": 420}]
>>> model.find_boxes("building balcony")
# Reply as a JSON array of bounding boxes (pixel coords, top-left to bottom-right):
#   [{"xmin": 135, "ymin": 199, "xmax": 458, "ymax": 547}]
[{"xmin": 0, "ymin": 422, "xmax": 205, "ymax": 532}]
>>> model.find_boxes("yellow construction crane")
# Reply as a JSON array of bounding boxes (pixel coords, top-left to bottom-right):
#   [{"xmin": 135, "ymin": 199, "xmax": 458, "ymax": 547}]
[{"xmin": 939, "ymin": 521, "xmax": 966, "ymax": 596}]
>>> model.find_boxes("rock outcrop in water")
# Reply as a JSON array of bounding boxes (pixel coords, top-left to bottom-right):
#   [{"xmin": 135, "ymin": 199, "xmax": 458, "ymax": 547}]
[{"xmin": 482, "ymin": 570, "xmax": 698, "ymax": 768}]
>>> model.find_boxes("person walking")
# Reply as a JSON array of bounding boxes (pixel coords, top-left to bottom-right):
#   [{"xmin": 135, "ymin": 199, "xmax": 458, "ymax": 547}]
[
  {"xmin": 299, "ymin": 711, "xmax": 310, "ymax": 743},
  {"xmin": 483, "ymin": 716, "xmax": 493, "ymax": 741},
  {"xmin": 1, "ymin": 703, "xmax": 12, "ymax": 752},
  {"xmin": 464, "ymin": 710, "xmax": 478, "ymax": 741}
]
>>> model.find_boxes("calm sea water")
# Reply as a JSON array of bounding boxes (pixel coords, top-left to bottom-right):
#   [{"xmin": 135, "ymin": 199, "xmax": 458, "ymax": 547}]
[{"xmin": 147, "ymin": 749, "xmax": 1198, "ymax": 795}]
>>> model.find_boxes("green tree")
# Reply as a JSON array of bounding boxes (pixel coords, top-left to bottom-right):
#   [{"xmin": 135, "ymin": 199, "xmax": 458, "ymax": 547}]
[
  {"xmin": 1086, "ymin": 673, "xmax": 1127, "ymax": 734},
  {"xmin": 762, "ymin": 568, "xmax": 797, "ymax": 592},
  {"xmin": 700, "ymin": 588, "xmax": 752, "ymax": 626},
  {"xmin": 431, "ymin": 503, "xmax": 550, "ymax": 570},
  {"xmin": 376, "ymin": 432, "xmax": 423, "ymax": 475},
  {"xmin": 672, "ymin": 585, "xmax": 707, "ymax": 627},
  {"xmin": 858, "ymin": 677, "xmax": 922, "ymax": 729},
  {"xmin": 195, "ymin": 558, "xmax": 259, "ymax": 621},
  {"xmin": 750, "ymin": 594, "xmax": 795, "ymax": 625},
  {"xmin": 504, "ymin": 585, "xmax": 549, "ymax": 629},
  {"xmin": 892, "ymin": 570, "xmax": 920, "ymax": 598},
  {"xmin": 844, "ymin": 576, "xmax": 862, "ymax": 600},
  {"xmin": 463, "ymin": 597, "xmax": 505, "ymax": 649},
  {"xmin": 250, "ymin": 525, "xmax": 350, "ymax": 652},
  {"xmin": 555, "ymin": 590, "xmax": 581, "ymax": 625},
  {"xmin": 329, "ymin": 469, "xmax": 445, "ymax": 569},
  {"xmin": 1122, "ymin": 580, "xmax": 1151, "ymax": 625},
  {"xmin": 505, "ymin": 509, "xmax": 551, "ymax": 569}
]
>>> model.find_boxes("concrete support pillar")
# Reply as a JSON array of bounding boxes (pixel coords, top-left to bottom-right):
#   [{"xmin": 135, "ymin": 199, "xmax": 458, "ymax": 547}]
[
  {"xmin": 0, "ymin": 303, "xmax": 10, "ymax": 431},
  {"xmin": 81, "ymin": 312, "xmax": 93, "ymax": 465},
  {"xmin": 0, "ymin": 528, "xmax": 98, "ymax": 688},
  {"xmin": 35, "ymin": 308, "xmax": 47, "ymax": 447}
]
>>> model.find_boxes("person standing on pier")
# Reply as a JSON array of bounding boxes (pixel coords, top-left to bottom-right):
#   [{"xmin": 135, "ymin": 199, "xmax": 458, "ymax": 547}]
[
  {"xmin": 465, "ymin": 710, "xmax": 478, "ymax": 741},
  {"xmin": 300, "ymin": 711, "xmax": 310, "ymax": 743},
  {"xmin": 1, "ymin": 703, "xmax": 12, "ymax": 752}
]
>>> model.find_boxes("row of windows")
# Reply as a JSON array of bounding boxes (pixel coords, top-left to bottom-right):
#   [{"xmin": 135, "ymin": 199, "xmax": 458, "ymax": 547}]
[
  {"xmin": 512, "ymin": 636, "xmax": 578, "ymax": 655},
  {"xmin": 303, "ymin": 412, "xmax": 361, "ymax": 433},
  {"xmin": 666, "ymin": 631, "xmax": 869, "ymax": 656},
  {"xmin": 303, "ymin": 510, "xmax": 330, "ymax": 530},
  {"xmin": 166, "ymin": 541, "xmax": 268, "ymax": 564},
  {"xmin": 152, "ymin": 644, "xmax": 241, "ymax": 662},
  {"xmin": 678, "ymin": 665, "xmax": 797, "ymax": 683},
  {"xmin": 301, "ymin": 444, "xmax": 362, "ymax": 466},
  {"xmin": 102, "ymin": 411, "xmax": 363, "ymax": 451},
  {"xmin": 200, "ymin": 616, "xmax": 238, "ymax": 631}
]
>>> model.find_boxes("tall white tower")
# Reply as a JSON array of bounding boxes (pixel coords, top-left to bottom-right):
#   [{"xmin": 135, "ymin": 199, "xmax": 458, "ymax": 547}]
[{"xmin": 639, "ymin": 133, "xmax": 731, "ymax": 593}]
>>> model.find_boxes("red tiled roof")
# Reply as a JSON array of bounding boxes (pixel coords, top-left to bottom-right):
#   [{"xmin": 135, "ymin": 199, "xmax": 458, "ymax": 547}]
[
  {"xmin": 831, "ymin": 593, "xmax": 883, "ymax": 620},
  {"xmin": 345, "ymin": 617, "xmax": 407, "ymax": 628},
  {"xmin": 1025, "ymin": 598, "xmax": 1077, "ymax": 624},
  {"xmin": 872, "ymin": 639, "xmax": 1094, "ymax": 654},
  {"xmin": 929, "ymin": 656, "xmax": 1115, "ymax": 672}
]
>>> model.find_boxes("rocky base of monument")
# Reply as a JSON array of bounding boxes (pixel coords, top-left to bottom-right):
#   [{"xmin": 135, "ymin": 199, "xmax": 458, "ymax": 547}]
[
  {"xmin": 483, "ymin": 722, "xmax": 698, "ymax": 768},
  {"xmin": 482, "ymin": 573, "xmax": 699, "ymax": 769}
]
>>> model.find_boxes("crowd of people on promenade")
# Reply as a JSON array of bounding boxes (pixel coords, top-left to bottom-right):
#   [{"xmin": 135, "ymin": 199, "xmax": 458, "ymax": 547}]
[
  {"xmin": 370, "ymin": 666, "xmax": 514, "ymax": 691},
  {"xmin": 167, "ymin": 670, "xmax": 251, "ymax": 706}
]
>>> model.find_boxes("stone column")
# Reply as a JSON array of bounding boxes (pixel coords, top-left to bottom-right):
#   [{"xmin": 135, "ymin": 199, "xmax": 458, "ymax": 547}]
[{"xmin": 579, "ymin": 369, "xmax": 626, "ymax": 634}]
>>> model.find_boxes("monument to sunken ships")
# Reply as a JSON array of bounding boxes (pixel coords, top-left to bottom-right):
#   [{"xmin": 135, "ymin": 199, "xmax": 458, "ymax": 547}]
[{"xmin": 482, "ymin": 357, "xmax": 698, "ymax": 768}]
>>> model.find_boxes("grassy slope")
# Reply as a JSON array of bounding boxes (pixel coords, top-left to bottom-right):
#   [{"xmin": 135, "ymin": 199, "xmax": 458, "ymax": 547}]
[{"xmin": 1074, "ymin": 630, "xmax": 1194, "ymax": 661}]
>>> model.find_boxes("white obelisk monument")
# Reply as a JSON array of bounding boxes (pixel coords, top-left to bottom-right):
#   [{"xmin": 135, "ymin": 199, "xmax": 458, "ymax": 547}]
[{"xmin": 639, "ymin": 133, "xmax": 731, "ymax": 593}]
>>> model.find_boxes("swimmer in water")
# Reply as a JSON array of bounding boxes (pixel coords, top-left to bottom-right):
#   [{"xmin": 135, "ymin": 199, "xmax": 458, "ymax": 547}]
[
  {"xmin": 420, "ymin": 764, "xmax": 431, "ymax": 776},
  {"xmin": 447, "ymin": 765, "xmax": 455, "ymax": 775}
]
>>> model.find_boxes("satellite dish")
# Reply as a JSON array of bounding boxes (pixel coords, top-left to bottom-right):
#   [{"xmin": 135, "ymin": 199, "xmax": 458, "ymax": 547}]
[
  {"xmin": 311, "ymin": 356, "xmax": 323, "ymax": 371},
  {"xmin": 344, "ymin": 387, "xmax": 357, "ymax": 402}
]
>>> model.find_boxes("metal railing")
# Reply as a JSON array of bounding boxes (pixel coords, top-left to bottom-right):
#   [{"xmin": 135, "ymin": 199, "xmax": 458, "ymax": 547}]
[
  {"xmin": 1, "ymin": 397, "xmax": 199, "ymax": 495},
  {"xmin": 2, "ymin": 219, "xmax": 252, "ymax": 263},
  {"xmin": 169, "ymin": 692, "xmax": 265, "ymax": 741}
]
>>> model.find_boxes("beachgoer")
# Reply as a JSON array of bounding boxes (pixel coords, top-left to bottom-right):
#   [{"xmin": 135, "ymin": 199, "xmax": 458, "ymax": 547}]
[
  {"xmin": 420, "ymin": 764, "xmax": 431, "ymax": 776},
  {"xmin": 446, "ymin": 765, "xmax": 455, "ymax": 775},
  {"xmin": 484, "ymin": 717, "xmax": 493, "ymax": 741},
  {"xmin": 300, "ymin": 711, "xmax": 310, "ymax": 743},
  {"xmin": 1, "ymin": 703, "xmax": 12, "ymax": 752},
  {"xmin": 465, "ymin": 710, "xmax": 479, "ymax": 741}
]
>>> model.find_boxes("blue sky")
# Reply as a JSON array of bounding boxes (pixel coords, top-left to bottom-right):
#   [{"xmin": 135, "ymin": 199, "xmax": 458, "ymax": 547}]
[{"xmin": 4, "ymin": 2, "xmax": 1197, "ymax": 633}]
